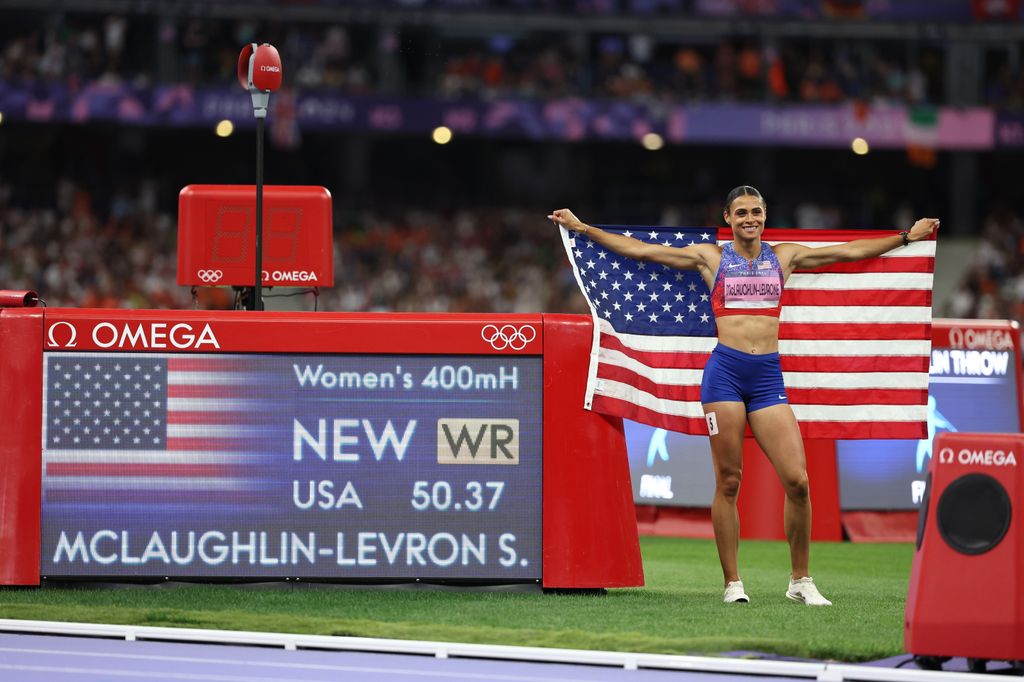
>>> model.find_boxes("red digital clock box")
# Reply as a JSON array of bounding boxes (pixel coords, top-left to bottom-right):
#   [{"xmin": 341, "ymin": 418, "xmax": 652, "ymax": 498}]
[{"xmin": 177, "ymin": 185, "xmax": 334, "ymax": 288}]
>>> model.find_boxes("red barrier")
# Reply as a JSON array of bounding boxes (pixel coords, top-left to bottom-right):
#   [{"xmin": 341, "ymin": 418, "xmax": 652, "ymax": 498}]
[
  {"xmin": 542, "ymin": 314, "xmax": 645, "ymax": 587},
  {"xmin": 0, "ymin": 308, "xmax": 43, "ymax": 584},
  {"xmin": 0, "ymin": 309, "xmax": 643, "ymax": 588},
  {"xmin": 737, "ymin": 439, "xmax": 842, "ymax": 542}
]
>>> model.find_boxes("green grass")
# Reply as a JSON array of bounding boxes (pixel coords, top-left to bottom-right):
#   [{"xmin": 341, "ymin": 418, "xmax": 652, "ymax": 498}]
[{"xmin": 0, "ymin": 537, "xmax": 914, "ymax": 662}]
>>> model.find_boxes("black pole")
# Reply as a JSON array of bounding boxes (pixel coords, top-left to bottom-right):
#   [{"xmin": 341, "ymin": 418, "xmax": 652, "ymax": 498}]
[{"xmin": 254, "ymin": 115, "xmax": 265, "ymax": 311}]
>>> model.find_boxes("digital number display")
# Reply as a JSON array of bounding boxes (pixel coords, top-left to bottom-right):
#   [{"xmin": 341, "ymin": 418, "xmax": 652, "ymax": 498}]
[
  {"xmin": 177, "ymin": 185, "xmax": 333, "ymax": 288},
  {"xmin": 40, "ymin": 353, "xmax": 542, "ymax": 579},
  {"xmin": 210, "ymin": 206, "xmax": 302, "ymax": 265}
]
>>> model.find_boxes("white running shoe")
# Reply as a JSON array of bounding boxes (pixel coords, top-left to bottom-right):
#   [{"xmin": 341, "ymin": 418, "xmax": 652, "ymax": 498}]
[
  {"xmin": 723, "ymin": 580, "xmax": 749, "ymax": 603},
  {"xmin": 786, "ymin": 577, "xmax": 832, "ymax": 606}
]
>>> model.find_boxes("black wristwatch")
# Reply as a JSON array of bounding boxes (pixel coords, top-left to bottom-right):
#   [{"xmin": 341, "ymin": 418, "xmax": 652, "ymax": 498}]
[{"xmin": 899, "ymin": 230, "xmax": 911, "ymax": 246}]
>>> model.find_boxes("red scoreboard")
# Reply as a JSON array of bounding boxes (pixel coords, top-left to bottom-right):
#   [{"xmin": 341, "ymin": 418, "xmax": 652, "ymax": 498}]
[{"xmin": 0, "ymin": 306, "xmax": 643, "ymax": 588}]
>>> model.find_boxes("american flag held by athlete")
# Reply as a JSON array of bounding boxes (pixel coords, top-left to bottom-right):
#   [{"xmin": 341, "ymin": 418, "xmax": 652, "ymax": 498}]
[{"xmin": 561, "ymin": 226, "xmax": 936, "ymax": 440}]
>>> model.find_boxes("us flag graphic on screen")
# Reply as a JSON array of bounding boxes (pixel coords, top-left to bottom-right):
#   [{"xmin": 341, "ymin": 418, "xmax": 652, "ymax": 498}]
[
  {"xmin": 561, "ymin": 226, "xmax": 936, "ymax": 440},
  {"xmin": 43, "ymin": 354, "xmax": 269, "ymax": 505}
]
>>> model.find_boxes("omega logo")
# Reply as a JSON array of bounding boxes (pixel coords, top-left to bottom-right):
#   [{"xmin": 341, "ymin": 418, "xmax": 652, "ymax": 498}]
[
  {"xmin": 46, "ymin": 321, "xmax": 79, "ymax": 348},
  {"xmin": 940, "ymin": 447, "xmax": 1017, "ymax": 467},
  {"xmin": 947, "ymin": 327, "xmax": 1014, "ymax": 351},
  {"xmin": 45, "ymin": 322, "xmax": 220, "ymax": 350}
]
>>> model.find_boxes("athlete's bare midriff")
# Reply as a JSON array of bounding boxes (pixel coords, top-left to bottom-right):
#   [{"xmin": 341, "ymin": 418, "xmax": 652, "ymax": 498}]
[{"xmin": 714, "ymin": 314, "xmax": 780, "ymax": 355}]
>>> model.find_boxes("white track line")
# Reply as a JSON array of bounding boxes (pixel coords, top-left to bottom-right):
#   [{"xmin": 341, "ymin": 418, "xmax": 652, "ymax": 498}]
[{"xmin": 0, "ymin": 619, "xmax": 995, "ymax": 682}]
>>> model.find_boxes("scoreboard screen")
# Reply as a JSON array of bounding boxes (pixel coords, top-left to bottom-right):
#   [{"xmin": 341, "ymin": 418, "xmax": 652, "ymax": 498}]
[
  {"xmin": 40, "ymin": 352, "xmax": 543, "ymax": 580},
  {"xmin": 837, "ymin": 322, "xmax": 1022, "ymax": 510},
  {"xmin": 624, "ymin": 423, "xmax": 714, "ymax": 508}
]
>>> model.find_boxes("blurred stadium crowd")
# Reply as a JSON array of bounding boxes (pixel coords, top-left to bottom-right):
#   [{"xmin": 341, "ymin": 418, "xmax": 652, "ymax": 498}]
[
  {"xmin": 4, "ymin": 175, "xmax": 1022, "ymax": 325},
  {"xmin": 1, "ymin": 0, "xmax": 1023, "ymax": 328},
  {"xmin": 0, "ymin": 8, "xmax": 1004, "ymax": 106},
  {"xmin": 0, "ymin": 177, "xmax": 587, "ymax": 313},
  {"xmin": 944, "ymin": 208, "xmax": 1024, "ymax": 323}
]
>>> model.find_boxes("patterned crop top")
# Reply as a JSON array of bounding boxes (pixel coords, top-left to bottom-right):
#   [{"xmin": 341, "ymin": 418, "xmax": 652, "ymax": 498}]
[{"xmin": 710, "ymin": 242, "xmax": 785, "ymax": 318}]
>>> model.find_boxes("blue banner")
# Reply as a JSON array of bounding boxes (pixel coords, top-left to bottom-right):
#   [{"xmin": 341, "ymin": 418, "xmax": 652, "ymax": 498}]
[
  {"xmin": 996, "ymin": 113, "xmax": 1024, "ymax": 148},
  {"xmin": 0, "ymin": 82, "xmax": 999, "ymax": 150}
]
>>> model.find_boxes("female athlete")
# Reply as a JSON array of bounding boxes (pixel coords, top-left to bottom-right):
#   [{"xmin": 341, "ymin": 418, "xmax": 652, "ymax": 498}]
[{"xmin": 549, "ymin": 186, "xmax": 939, "ymax": 605}]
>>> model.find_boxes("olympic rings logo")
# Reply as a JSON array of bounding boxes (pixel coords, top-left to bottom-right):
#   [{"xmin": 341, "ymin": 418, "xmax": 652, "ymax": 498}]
[
  {"xmin": 197, "ymin": 269, "xmax": 223, "ymax": 283},
  {"xmin": 481, "ymin": 324, "xmax": 537, "ymax": 351}
]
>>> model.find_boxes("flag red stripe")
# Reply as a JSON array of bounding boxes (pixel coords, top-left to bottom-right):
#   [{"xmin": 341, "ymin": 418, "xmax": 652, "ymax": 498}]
[
  {"xmin": 168, "ymin": 358, "xmax": 250, "ymax": 372},
  {"xmin": 168, "ymin": 385, "xmax": 243, "ymax": 398},
  {"xmin": 798, "ymin": 257, "xmax": 934, "ymax": 274},
  {"xmin": 45, "ymin": 490, "xmax": 268, "ymax": 504},
  {"xmin": 780, "ymin": 355, "xmax": 930, "ymax": 373},
  {"xmin": 591, "ymin": 394, "xmax": 707, "ymax": 434},
  {"xmin": 167, "ymin": 411, "xmax": 267, "ymax": 425},
  {"xmin": 600, "ymin": 334, "xmax": 710, "ymax": 369},
  {"xmin": 785, "ymin": 387, "xmax": 928, "ymax": 406},
  {"xmin": 779, "ymin": 323, "xmax": 930, "ymax": 340},
  {"xmin": 782, "ymin": 289, "xmax": 932, "ymax": 307},
  {"xmin": 46, "ymin": 463, "xmax": 242, "ymax": 477},
  {"xmin": 799, "ymin": 420, "xmax": 927, "ymax": 440},
  {"xmin": 167, "ymin": 437, "xmax": 253, "ymax": 451},
  {"xmin": 597, "ymin": 364, "xmax": 703, "ymax": 401}
]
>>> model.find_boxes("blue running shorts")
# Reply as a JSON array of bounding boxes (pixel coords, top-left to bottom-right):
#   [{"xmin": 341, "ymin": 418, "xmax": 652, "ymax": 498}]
[{"xmin": 699, "ymin": 343, "xmax": 788, "ymax": 413}]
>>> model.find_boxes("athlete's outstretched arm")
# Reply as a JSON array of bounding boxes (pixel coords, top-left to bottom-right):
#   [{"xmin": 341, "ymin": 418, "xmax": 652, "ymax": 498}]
[
  {"xmin": 549, "ymin": 208, "xmax": 716, "ymax": 271},
  {"xmin": 778, "ymin": 218, "xmax": 939, "ymax": 272}
]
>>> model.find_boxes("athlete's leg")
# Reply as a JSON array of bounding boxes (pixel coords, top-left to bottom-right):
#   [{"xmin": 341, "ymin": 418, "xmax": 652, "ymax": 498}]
[
  {"xmin": 703, "ymin": 400, "xmax": 748, "ymax": 585},
  {"xmin": 747, "ymin": 404, "xmax": 810, "ymax": 579}
]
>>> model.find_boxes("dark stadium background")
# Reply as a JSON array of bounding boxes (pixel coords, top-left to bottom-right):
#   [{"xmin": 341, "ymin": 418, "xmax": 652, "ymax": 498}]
[{"xmin": 1, "ymin": 0, "xmax": 1022, "ymax": 323}]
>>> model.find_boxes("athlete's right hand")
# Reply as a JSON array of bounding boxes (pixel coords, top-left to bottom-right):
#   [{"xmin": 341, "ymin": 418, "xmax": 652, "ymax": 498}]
[{"xmin": 547, "ymin": 208, "xmax": 585, "ymax": 233}]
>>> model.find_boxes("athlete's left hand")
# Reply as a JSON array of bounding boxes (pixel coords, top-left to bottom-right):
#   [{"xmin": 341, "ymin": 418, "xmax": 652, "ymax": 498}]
[{"xmin": 908, "ymin": 218, "xmax": 940, "ymax": 242}]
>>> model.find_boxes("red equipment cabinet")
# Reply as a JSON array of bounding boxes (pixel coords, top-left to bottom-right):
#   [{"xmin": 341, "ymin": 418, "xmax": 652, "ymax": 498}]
[{"xmin": 905, "ymin": 431, "xmax": 1024, "ymax": 666}]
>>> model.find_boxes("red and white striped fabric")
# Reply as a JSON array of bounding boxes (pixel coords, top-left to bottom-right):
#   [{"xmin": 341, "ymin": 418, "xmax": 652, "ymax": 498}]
[{"xmin": 566, "ymin": 227, "xmax": 936, "ymax": 440}]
